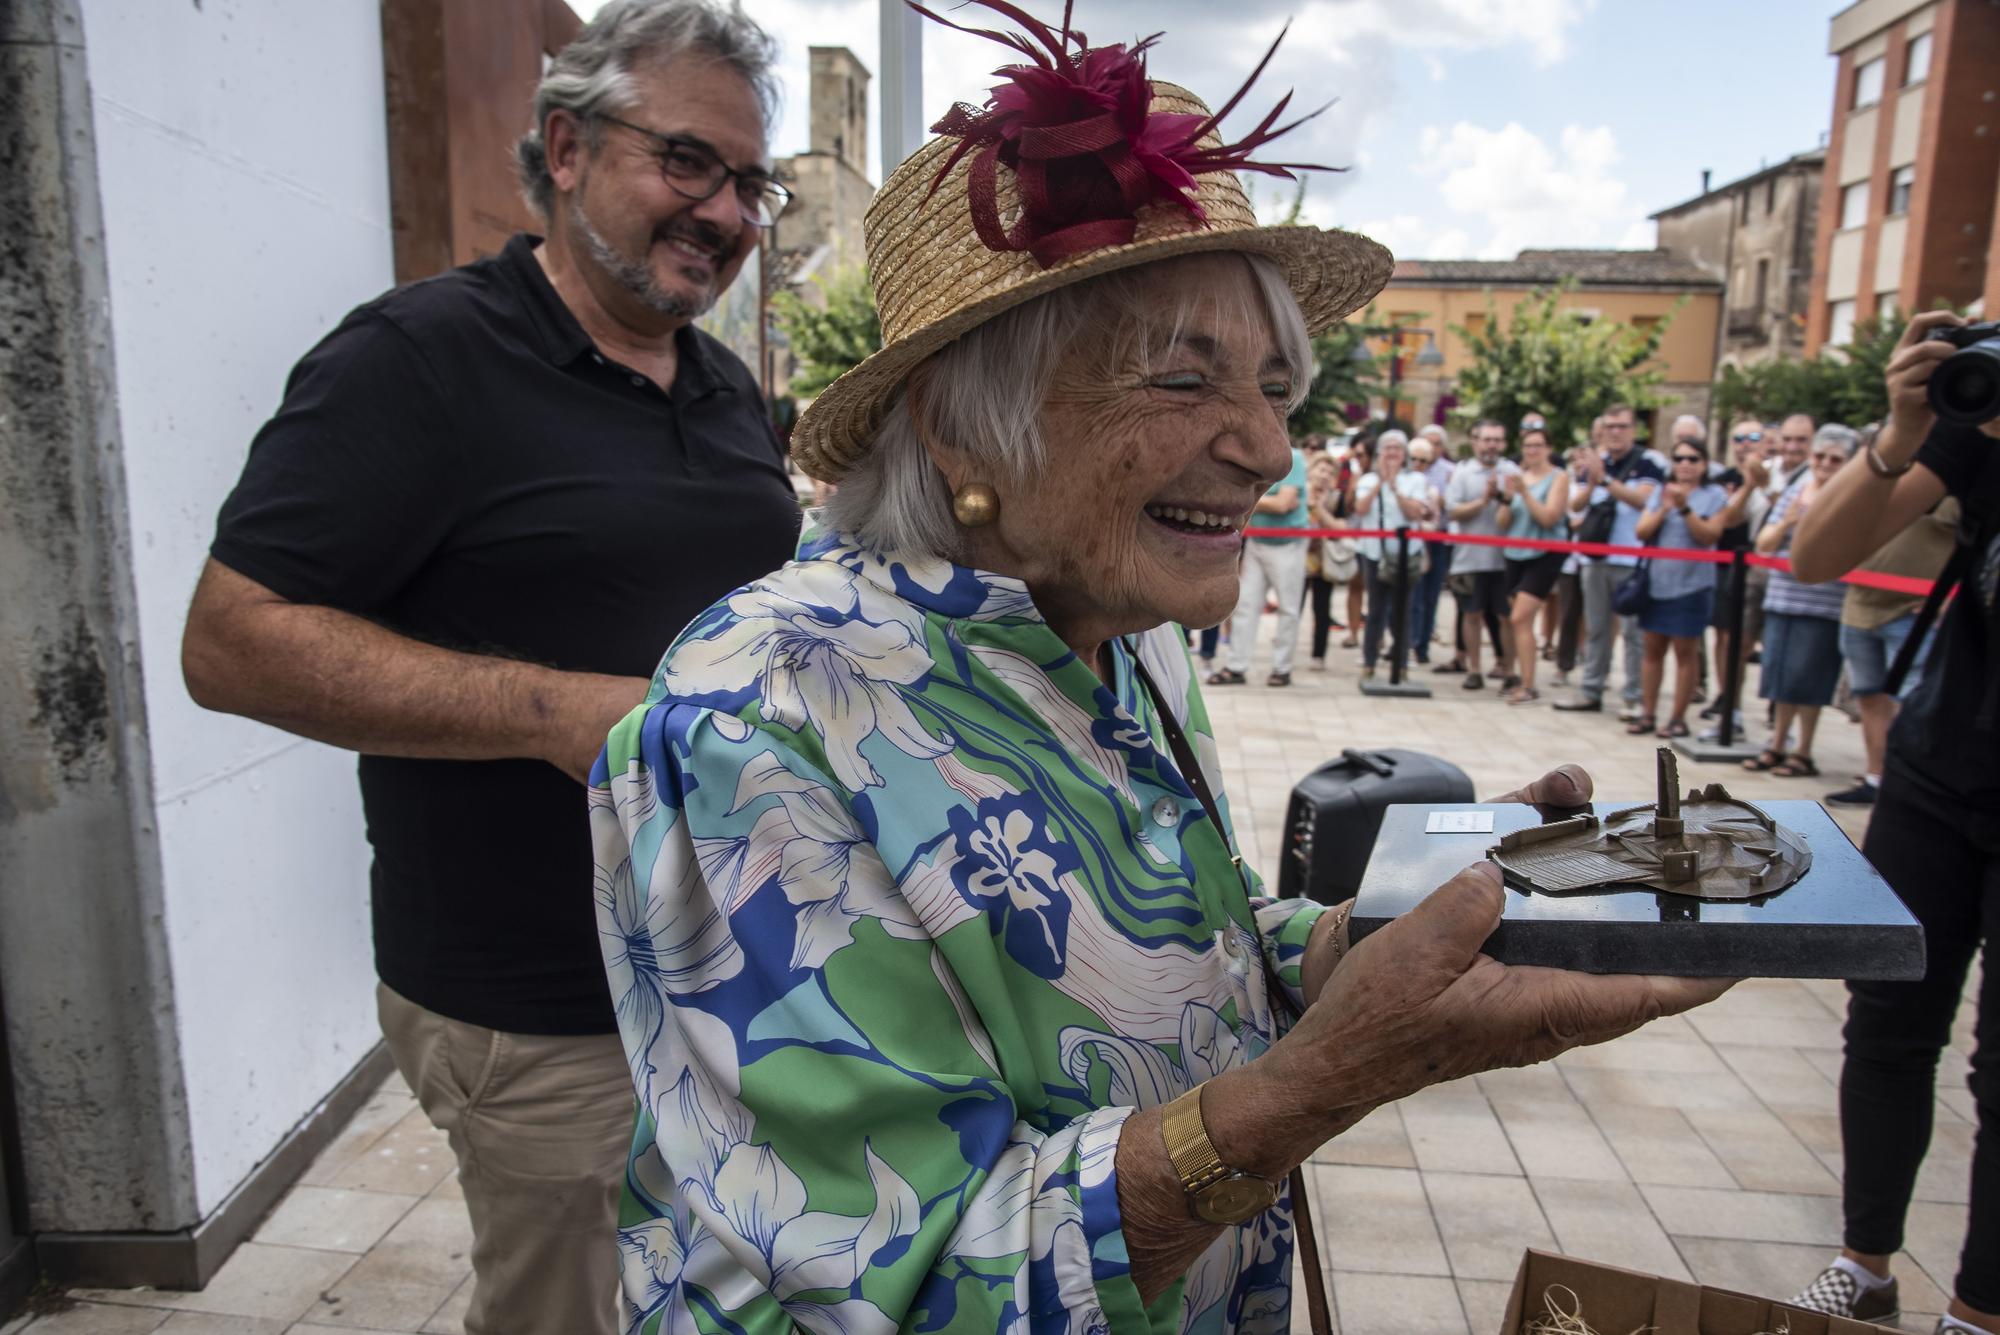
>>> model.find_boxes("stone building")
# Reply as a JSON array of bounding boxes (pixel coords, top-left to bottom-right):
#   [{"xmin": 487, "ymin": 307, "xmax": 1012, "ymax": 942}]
[
  {"xmin": 1808, "ymin": 0, "xmax": 2000, "ymax": 350},
  {"xmin": 1652, "ymin": 151, "xmax": 1824, "ymax": 369},
  {"xmin": 763, "ymin": 47, "xmax": 875, "ymax": 397},
  {"xmin": 1378, "ymin": 250, "xmax": 1724, "ymax": 444}
]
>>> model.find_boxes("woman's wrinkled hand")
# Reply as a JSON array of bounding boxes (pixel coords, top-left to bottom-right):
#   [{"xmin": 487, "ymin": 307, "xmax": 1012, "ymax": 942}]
[{"xmin": 1281, "ymin": 763, "xmax": 1733, "ymax": 1126}]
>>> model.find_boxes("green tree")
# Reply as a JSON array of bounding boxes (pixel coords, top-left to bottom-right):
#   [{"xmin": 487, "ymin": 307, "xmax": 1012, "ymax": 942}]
[
  {"xmin": 1710, "ymin": 312, "xmax": 1907, "ymax": 428},
  {"xmin": 1449, "ymin": 281, "xmax": 1678, "ymax": 449},
  {"xmin": 772, "ymin": 266, "xmax": 882, "ymax": 398},
  {"xmin": 1296, "ymin": 313, "xmax": 1386, "ymax": 436}
]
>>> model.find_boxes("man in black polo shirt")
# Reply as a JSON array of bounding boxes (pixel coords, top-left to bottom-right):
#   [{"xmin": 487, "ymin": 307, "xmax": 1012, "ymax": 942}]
[{"xmin": 180, "ymin": 3, "xmax": 800, "ymax": 1329}]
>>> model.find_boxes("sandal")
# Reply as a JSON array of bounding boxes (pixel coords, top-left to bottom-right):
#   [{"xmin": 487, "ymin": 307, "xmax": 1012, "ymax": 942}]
[
  {"xmin": 1741, "ymin": 748, "xmax": 1784, "ymax": 771},
  {"xmin": 1267, "ymin": 672, "xmax": 1292, "ymax": 687},
  {"xmin": 1771, "ymin": 753, "xmax": 1819, "ymax": 778},
  {"xmin": 1660, "ymin": 720, "xmax": 1690, "ymax": 739},
  {"xmin": 1206, "ymin": 669, "xmax": 1246, "ymax": 686},
  {"xmin": 1340, "ymin": 634, "xmax": 1359, "ymax": 649},
  {"xmin": 1505, "ymin": 687, "xmax": 1541, "ymax": 706},
  {"xmin": 1625, "ymin": 715, "xmax": 1656, "ymax": 735}
]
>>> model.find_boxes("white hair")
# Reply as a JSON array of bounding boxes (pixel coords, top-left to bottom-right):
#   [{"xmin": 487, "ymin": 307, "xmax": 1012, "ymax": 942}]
[
  {"xmin": 1672, "ymin": 413, "xmax": 1707, "ymax": 445},
  {"xmin": 1815, "ymin": 423, "xmax": 1861, "ymax": 458},
  {"xmin": 823, "ymin": 254, "xmax": 1312, "ymax": 559},
  {"xmin": 1376, "ymin": 429, "xmax": 1410, "ymax": 451},
  {"xmin": 1418, "ymin": 424, "xmax": 1446, "ymax": 441},
  {"xmin": 515, "ymin": 0, "xmax": 781, "ymax": 218}
]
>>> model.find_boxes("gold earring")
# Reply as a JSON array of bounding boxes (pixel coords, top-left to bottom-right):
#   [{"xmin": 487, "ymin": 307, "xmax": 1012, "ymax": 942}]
[{"xmin": 952, "ymin": 483, "xmax": 999, "ymax": 528}]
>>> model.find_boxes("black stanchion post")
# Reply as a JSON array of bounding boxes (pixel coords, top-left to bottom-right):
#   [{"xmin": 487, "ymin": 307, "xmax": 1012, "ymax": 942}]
[
  {"xmin": 1719, "ymin": 549, "xmax": 1748, "ymax": 748},
  {"xmin": 1360, "ymin": 526, "xmax": 1432, "ymax": 698}
]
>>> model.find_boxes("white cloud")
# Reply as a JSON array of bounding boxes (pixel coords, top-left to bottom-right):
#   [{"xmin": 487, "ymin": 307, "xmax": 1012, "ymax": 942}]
[{"xmin": 1408, "ymin": 120, "xmax": 1648, "ymax": 258}]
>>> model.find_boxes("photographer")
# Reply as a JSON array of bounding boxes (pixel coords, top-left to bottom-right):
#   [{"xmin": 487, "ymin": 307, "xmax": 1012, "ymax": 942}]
[{"xmin": 1786, "ymin": 312, "xmax": 2000, "ymax": 1334}]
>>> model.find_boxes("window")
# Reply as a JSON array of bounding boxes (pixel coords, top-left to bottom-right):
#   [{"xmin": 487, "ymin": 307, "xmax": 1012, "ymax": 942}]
[
  {"xmin": 1888, "ymin": 164, "xmax": 1915, "ymax": 216},
  {"xmin": 1905, "ymin": 31, "xmax": 1932, "ymax": 85},
  {"xmin": 1765, "ymin": 178, "xmax": 1776, "ymax": 215},
  {"xmin": 1740, "ymin": 191, "xmax": 1752, "ymax": 226},
  {"xmin": 1877, "ymin": 291, "xmax": 1899, "ymax": 321},
  {"xmin": 1462, "ymin": 312, "xmax": 1487, "ymax": 337},
  {"xmin": 1840, "ymin": 181, "xmax": 1870, "ymax": 230},
  {"xmin": 1828, "ymin": 299, "xmax": 1857, "ymax": 346},
  {"xmin": 1631, "ymin": 315, "xmax": 1661, "ymax": 336},
  {"xmin": 1754, "ymin": 258, "xmax": 1770, "ymax": 312},
  {"xmin": 1853, "ymin": 56, "xmax": 1885, "ymax": 108}
]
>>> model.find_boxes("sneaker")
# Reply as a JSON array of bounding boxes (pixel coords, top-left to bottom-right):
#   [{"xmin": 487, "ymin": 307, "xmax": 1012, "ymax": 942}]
[
  {"xmin": 1552, "ymin": 696, "xmax": 1603, "ymax": 713},
  {"xmin": 1790, "ymin": 1266, "xmax": 1898, "ymax": 1323},
  {"xmin": 1618, "ymin": 702, "xmax": 1645, "ymax": 723},
  {"xmin": 1826, "ymin": 779, "xmax": 1879, "ymax": 807}
]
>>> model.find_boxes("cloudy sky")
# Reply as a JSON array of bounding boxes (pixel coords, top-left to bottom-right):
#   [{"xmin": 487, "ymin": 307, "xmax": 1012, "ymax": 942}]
[{"xmin": 581, "ymin": 0, "xmax": 1839, "ymax": 259}]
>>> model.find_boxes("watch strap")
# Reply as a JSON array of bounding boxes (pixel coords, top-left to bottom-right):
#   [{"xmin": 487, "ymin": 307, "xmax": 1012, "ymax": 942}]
[{"xmin": 1161, "ymin": 1084, "xmax": 1229, "ymax": 1191}]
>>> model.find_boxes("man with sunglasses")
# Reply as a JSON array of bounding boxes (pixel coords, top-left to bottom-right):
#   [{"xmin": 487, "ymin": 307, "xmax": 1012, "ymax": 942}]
[{"xmin": 180, "ymin": 3, "xmax": 801, "ymax": 1329}]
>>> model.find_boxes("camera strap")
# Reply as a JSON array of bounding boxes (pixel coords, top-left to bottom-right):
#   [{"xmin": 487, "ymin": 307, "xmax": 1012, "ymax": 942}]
[
  {"xmin": 1123, "ymin": 639, "xmax": 1333, "ymax": 1335},
  {"xmin": 1883, "ymin": 448, "xmax": 2000, "ymax": 712}
]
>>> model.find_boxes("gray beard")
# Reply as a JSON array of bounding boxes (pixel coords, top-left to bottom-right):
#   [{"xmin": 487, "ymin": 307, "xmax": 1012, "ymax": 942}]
[{"xmin": 568, "ymin": 198, "xmax": 712, "ymax": 321}]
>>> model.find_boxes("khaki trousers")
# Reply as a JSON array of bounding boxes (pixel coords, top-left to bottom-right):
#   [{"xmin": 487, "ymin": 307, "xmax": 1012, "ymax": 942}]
[{"xmin": 377, "ymin": 984, "xmax": 631, "ymax": 1335}]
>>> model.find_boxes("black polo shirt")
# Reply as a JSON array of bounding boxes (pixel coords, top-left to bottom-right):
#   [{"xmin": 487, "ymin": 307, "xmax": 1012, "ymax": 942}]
[{"xmin": 212, "ymin": 233, "xmax": 803, "ymax": 1035}]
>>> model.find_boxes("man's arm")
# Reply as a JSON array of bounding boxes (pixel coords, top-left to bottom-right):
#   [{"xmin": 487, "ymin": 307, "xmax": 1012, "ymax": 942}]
[
  {"xmin": 1793, "ymin": 312, "xmax": 1963, "ymax": 584},
  {"xmin": 183, "ymin": 559, "xmax": 647, "ymax": 782},
  {"xmin": 1254, "ymin": 485, "xmax": 1300, "ymax": 515}
]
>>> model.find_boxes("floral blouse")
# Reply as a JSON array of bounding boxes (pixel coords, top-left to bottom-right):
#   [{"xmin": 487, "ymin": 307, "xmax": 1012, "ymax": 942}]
[{"xmin": 590, "ymin": 531, "xmax": 1325, "ymax": 1335}]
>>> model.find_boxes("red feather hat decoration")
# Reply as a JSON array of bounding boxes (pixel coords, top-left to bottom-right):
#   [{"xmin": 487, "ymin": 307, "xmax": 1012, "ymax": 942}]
[{"xmin": 910, "ymin": 0, "xmax": 1333, "ymax": 268}]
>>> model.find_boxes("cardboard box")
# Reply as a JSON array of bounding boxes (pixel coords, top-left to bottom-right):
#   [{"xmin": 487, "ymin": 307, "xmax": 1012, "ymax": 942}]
[{"xmin": 1498, "ymin": 1250, "xmax": 1898, "ymax": 1335}]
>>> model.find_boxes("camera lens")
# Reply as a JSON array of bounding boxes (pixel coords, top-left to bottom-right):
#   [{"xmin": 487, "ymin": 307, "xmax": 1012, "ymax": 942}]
[{"xmin": 1928, "ymin": 335, "xmax": 2000, "ymax": 425}]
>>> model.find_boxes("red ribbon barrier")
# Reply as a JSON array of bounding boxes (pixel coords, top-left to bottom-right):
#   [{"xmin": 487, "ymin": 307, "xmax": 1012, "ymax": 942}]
[{"xmin": 1240, "ymin": 526, "xmax": 1937, "ymax": 597}]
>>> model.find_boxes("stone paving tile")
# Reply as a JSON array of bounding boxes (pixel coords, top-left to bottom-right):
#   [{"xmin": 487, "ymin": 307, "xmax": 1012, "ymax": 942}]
[
  {"xmin": 1395, "ymin": 1082, "xmax": 1521, "ymax": 1178},
  {"xmin": 1330, "ymin": 1272, "xmax": 1467, "ymax": 1335},
  {"xmin": 1531, "ymin": 1179, "xmax": 1690, "ymax": 1280},
  {"xmin": 1710, "ymin": 1043, "xmax": 1840, "ymax": 1116},
  {"xmin": 1585, "ymin": 1102, "xmax": 1737, "ymax": 1190},
  {"xmin": 416, "ymin": 1277, "xmax": 470, "ymax": 1335},
  {"xmin": 1314, "ymin": 1165, "xmax": 1451, "ymax": 1276},
  {"xmin": 11, "ymin": 1305, "xmax": 168, "ymax": 1334},
  {"xmin": 1423, "ymin": 1172, "xmax": 1555, "ymax": 1281},
  {"xmin": 1639, "ymin": 1184, "xmax": 1843, "ymax": 1246},
  {"xmin": 312, "ymin": 1200, "xmax": 471, "ymax": 1332},
  {"xmin": 1454, "ymin": 1279, "xmax": 1515, "ymax": 1335},
  {"xmin": 295, "ymin": 1091, "xmax": 418, "ymax": 1190},
  {"xmin": 72, "ymin": 1246, "xmax": 355, "ymax": 1324},
  {"xmin": 1309, "ymin": 1104, "xmax": 1416, "ymax": 1170},
  {"xmin": 1487, "ymin": 1093, "xmax": 1628, "ymax": 1183},
  {"xmin": 322, "ymin": 1108, "xmax": 452, "ymax": 1198},
  {"xmin": 253, "ymin": 1188, "xmax": 420, "ymax": 1255},
  {"xmin": 156, "ymin": 1319, "xmax": 294, "ymax": 1335},
  {"xmin": 1680, "ymin": 1104, "xmax": 1841, "ymax": 1196}
]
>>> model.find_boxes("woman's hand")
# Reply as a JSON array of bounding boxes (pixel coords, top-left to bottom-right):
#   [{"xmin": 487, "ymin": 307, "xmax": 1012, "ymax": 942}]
[
  {"xmin": 1663, "ymin": 481, "xmax": 1691, "ymax": 509},
  {"xmin": 1278, "ymin": 765, "xmax": 1732, "ymax": 1138}
]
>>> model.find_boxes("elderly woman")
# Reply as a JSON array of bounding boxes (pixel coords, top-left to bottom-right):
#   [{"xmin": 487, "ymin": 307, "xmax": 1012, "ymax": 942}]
[
  {"xmin": 589, "ymin": 9, "xmax": 1726, "ymax": 1332},
  {"xmin": 1350, "ymin": 430, "xmax": 1437, "ymax": 680},
  {"xmin": 1746, "ymin": 424, "xmax": 1861, "ymax": 778}
]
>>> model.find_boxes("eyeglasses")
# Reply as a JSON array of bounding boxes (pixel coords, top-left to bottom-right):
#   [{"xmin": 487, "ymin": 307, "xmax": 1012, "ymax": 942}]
[
  {"xmin": 597, "ymin": 115, "xmax": 792, "ymax": 227},
  {"xmin": 1731, "ymin": 431, "xmax": 1762, "ymax": 443},
  {"xmin": 1810, "ymin": 451, "xmax": 1846, "ymax": 463},
  {"xmin": 1672, "ymin": 453, "xmax": 1705, "ymax": 463}
]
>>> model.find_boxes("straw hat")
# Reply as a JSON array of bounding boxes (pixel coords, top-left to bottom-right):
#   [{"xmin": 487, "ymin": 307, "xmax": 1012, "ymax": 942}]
[{"xmin": 789, "ymin": 78, "xmax": 1394, "ymax": 482}]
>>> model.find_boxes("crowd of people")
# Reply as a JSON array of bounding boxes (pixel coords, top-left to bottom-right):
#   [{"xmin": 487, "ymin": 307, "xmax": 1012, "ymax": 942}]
[{"xmin": 1199, "ymin": 403, "xmax": 1943, "ymax": 807}]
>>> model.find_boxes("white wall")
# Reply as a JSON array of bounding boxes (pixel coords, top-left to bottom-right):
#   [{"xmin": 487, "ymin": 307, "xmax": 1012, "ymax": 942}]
[{"xmin": 78, "ymin": 0, "xmax": 393, "ymax": 1216}]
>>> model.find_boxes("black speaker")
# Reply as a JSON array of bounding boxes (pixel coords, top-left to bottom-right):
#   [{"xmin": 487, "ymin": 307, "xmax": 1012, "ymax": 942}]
[{"xmin": 1278, "ymin": 749, "xmax": 1475, "ymax": 904}]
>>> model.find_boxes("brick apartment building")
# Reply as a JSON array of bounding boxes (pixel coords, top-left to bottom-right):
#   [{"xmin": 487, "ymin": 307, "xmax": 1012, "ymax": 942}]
[{"xmin": 1806, "ymin": 0, "xmax": 2000, "ymax": 351}]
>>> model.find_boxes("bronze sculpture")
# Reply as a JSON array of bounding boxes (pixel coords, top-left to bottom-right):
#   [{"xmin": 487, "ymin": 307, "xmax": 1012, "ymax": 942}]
[{"xmin": 1488, "ymin": 748, "xmax": 1812, "ymax": 902}]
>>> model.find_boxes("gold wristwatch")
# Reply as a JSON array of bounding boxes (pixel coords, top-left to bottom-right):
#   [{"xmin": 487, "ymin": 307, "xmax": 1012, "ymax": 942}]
[{"xmin": 1161, "ymin": 1083, "xmax": 1278, "ymax": 1224}]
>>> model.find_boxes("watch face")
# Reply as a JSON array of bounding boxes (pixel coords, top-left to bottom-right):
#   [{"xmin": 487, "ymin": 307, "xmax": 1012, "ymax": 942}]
[{"xmin": 1194, "ymin": 1175, "xmax": 1278, "ymax": 1225}]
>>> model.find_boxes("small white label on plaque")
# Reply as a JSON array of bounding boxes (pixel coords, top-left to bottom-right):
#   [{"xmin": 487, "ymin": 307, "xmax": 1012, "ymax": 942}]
[{"xmin": 1426, "ymin": 811, "xmax": 1494, "ymax": 834}]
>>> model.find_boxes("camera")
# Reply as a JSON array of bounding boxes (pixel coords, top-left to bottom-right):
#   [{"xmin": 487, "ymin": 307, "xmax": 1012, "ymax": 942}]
[{"xmin": 1925, "ymin": 320, "xmax": 2000, "ymax": 425}]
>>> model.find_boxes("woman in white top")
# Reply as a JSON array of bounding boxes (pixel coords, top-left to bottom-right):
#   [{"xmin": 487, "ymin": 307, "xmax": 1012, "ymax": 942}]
[{"xmin": 1351, "ymin": 429, "xmax": 1438, "ymax": 678}]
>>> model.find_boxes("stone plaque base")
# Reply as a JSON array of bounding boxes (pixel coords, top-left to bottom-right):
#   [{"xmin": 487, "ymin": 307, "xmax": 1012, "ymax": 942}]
[{"xmin": 1348, "ymin": 801, "xmax": 1923, "ymax": 980}]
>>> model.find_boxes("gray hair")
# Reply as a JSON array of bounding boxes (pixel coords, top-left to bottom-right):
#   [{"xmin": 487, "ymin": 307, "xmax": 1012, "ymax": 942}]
[
  {"xmin": 1815, "ymin": 423, "xmax": 1861, "ymax": 458},
  {"xmin": 1376, "ymin": 429, "xmax": 1410, "ymax": 452},
  {"xmin": 515, "ymin": 0, "xmax": 781, "ymax": 218},
  {"xmin": 823, "ymin": 254, "xmax": 1312, "ymax": 559},
  {"xmin": 1672, "ymin": 413, "xmax": 1707, "ymax": 446}
]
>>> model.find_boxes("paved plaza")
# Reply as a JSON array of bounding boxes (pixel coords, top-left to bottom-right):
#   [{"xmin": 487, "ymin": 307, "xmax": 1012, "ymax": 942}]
[{"xmin": 11, "ymin": 617, "xmax": 1979, "ymax": 1335}]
